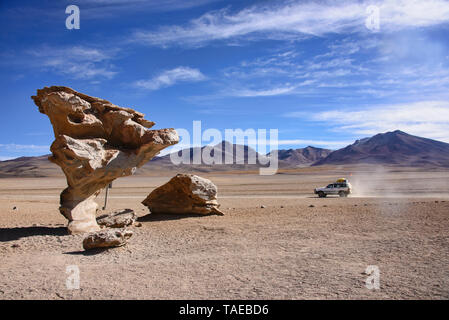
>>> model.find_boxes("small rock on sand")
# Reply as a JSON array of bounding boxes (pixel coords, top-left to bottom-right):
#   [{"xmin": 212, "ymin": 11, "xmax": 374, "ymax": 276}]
[
  {"xmin": 97, "ymin": 209, "xmax": 136, "ymax": 228},
  {"xmin": 83, "ymin": 229, "xmax": 133, "ymax": 250}
]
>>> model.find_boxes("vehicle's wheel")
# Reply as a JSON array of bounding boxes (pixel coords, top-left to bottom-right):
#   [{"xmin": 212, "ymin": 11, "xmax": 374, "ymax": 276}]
[
  {"xmin": 318, "ymin": 191, "xmax": 326, "ymax": 198},
  {"xmin": 339, "ymin": 191, "xmax": 347, "ymax": 197}
]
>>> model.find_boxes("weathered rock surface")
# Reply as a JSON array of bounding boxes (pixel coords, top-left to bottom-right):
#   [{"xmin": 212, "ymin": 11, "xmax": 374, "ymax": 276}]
[
  {"xmin": 97, "ymin": 209, "xmax": 136, "ymax": 228},
  {"xmin": 83, "ymin": 228, "xmax": 133, "ymax": 250},
  {"xmin": 32, "ymin": 86, "xmax": 178, "ymax": 234},
  {"xmin": 142, "ymin": 174, "xmax": 224, "ymax": 215}
]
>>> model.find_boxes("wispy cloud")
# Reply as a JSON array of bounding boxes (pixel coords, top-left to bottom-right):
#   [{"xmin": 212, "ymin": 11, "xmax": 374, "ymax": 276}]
[
  {"xmin": 7, "ymin": 0, "xmax": 222, "ymax": 22},
  {"xmin": 217, "ymin": 28, "xmax": 449, "ymax": 100},
  {"xmin": 134, "ymin": 66, "xmax": 206, "ymax": 90},
  {"xmin": 0, "ymin": 144, "xmax": 50, "ymax": 152},
  {"xmin": 231, "ymin": 85, "xmax": 297, "ymax": 97},
  {"xmin": 0, "ymin": 143, "xmax": 50, "ymax": 159},
  {"xmin": 132, "ymin": 0, "xmax": 449, "ymax": 47},
  {"xmin": 287, "ymin": 100, "xmax": 449, "ymax": 143},
  {"xmin": 71, "ymin": 0, "xmax": 221, "ymax": 18},
  {"xmin": 216, "ymin": 42, "xmax": 366, "ymax": 98},
  {"xmin": 28, "ymin": 46, "xmax": 117, "ymax": 80}
]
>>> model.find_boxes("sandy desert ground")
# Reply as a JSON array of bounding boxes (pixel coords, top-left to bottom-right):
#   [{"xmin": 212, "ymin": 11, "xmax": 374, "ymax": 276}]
[{"xmin": 0, "ymin": 166, "xmax": 448, "ymax": 299}]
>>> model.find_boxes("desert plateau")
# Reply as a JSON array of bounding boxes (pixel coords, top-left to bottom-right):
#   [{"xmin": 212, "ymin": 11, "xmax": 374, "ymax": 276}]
[{"xmin": 1, "ymin": 166, "xmax": 448, "ymax": 299}]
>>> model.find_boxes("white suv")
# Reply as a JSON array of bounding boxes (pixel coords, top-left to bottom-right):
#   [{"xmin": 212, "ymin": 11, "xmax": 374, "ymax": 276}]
[{"xmin": 314, "ymin": 179, "xmax": 352, "ymax": 198}]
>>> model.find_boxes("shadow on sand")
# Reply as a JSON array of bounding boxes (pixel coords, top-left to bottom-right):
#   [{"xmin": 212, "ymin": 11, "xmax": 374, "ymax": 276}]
[
  {"xmin": 64, "ymin": 248, "xmax": 110, "ymax": 256},
  {"xmin": 0, "ymin": 226, "xmax": 67, "ymax": 242},
  {"xmin": 137, "ymin": 212, "xmax": 207, "ymax": 222}
]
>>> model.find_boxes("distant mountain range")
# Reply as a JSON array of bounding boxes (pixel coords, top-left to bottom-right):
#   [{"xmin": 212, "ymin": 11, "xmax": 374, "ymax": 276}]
[
  {"xmin": 272, "ymin": 146, "xmax": 332, "ymax": 166},
  {"xmin": 145, "ymin": 140, "xmax": 267, "ymax": 173},
  {"xmin": 144, "ymin": 142, "xmax": 330, "ymax": 171},
  {"xmin": 1, "ymin": 130, "xmax": 448, "ymax": 177},
  {"xmin": 0, "ymin": 155, "xmax": 59, "ymax": 178},
  {"xmin": 313, "ymin": 130, "xmax": 449, "ymax": 167}
]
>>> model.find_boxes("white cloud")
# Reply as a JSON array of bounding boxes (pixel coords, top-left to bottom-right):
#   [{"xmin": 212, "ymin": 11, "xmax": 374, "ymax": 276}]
[
  {"xmin": 378, "ymin": 0, "xmax": 449, "ymax": 30},
  {"xmin": 28, "ymin": 46, "xmax": 117, "ymax": 80},
  {"xmin": 217, "ymin": 42, "xmax": 370, "ymax": 98},
  {"xmin": 288, "ymin": 100, "xmax": 449, "ymax": 143},
  {"xmin": 0, "ymin": 144, "xmax": 50, "ymax": 152},
  {"xmin": 216, "ymin": 38, "xmax": 374, "ymax": 98},
  {"xmin": 72, "ymin": 0, "xmax": 220, "ymax": 17},
  {"xmin": 134, "ymin": 66, "xmax": 206, "ymax": 90},
  {"xmin": 217, "ymin": 26, "xmax": 449, "ymax": 100},
  {"xmin": 0, "ymin": 144, "xmax": 50, "ymax": 159},
  {"xmin": 132, "ymin": 0, "xmax": 449, "ymax": 47},
  {"xmin": 226, "ymin": 79, "xmax": 319, "ymax": 97},
  {"xmin": 232, "ymin": 86, "xmax": 297, "ymax": 97}
]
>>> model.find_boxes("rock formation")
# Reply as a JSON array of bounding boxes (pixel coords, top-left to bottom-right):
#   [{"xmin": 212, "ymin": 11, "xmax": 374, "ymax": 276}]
[
  {"xmin": 97, "ymin": 209, "xmax": 136, "ymax": 228},
  {"xmin": 32, "ymin": 86, "xmax": 178, "ymax": 234},
  {"xmin": 142, "ymin": 174, "xmax": 224, "ymax": 215},
  {"xmin": 83, "ymin": 229, "xmax": 133, "ymax": 250}
]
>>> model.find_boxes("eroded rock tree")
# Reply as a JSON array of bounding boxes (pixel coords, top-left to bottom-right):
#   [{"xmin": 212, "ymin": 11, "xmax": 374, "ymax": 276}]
[{"xmin": 32, "ymin": 86, "xmax": 178, "ymax": 234}]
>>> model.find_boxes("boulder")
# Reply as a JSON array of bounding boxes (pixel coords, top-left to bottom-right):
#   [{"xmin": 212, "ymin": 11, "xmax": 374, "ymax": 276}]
[
  {"xmin": 83, "ymin": 228, "xmax": 133, "ymax": 250},
  {"xmin": 32, "ymin": 86, "xmax": 178, "ymax": 234},
  {"xmin": 142, "ymin": 174, "xmax": 224, "ymax": 215},
  {"xmin": 97, "ymin": 209, "xmax": 136, "ymax": 228}
]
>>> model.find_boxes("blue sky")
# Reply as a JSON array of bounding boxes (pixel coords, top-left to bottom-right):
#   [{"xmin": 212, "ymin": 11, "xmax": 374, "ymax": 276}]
[{"xmin": 1, "ymin": 0, "xmax": 449, "ymax": 160}]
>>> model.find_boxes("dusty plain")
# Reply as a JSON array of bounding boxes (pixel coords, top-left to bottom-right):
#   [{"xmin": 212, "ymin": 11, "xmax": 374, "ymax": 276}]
[{"xmin": 0, "ymin": 165, "xmax": 448, "ymax": 299}]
